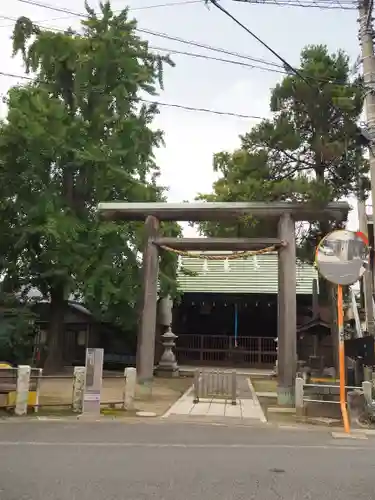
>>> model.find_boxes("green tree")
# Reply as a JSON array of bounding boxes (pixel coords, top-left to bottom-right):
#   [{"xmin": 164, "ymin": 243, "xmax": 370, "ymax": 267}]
[
  {"xmin": 197, "ymin": 45, "xmax": 367, "ymax": 260},
  {"xmin": 196, "ymin": 148, "xmax": 311, "ymax": 239},
  {"xmin": 0, "ymin": 1, "xmax": 177, "ymax": 371},
  {"xmin": 0, "ymin": 292, "xmax": 37, "ymax": 365}
]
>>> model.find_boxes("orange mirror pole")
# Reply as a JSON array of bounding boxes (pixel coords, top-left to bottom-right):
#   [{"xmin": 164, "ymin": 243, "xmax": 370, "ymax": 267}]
[{"xmin": 337, "ymin": 284, "xmax": 350, "ymax": 434}]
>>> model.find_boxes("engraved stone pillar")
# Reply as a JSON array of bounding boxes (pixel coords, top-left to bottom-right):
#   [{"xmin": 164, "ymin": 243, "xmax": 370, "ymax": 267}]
[{"xmin": 72, "ymin": 366, "xmax": 85, "ymax": 413}]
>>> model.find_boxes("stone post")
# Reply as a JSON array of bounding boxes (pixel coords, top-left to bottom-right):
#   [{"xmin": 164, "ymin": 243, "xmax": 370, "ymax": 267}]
[
  {"xmin": 33, "ymin": 368, "xmax": 43, "ymax": 413},
  {"xmin": 295, "ymin": 376, "xmax": 304, "ymax": 417},
  {"xmin": 230, "ymin": 371, "xmax": 237, "ymax": 406},
  {"xmin": 362, "ymin": 380, "xmax": 372, "ymax": 405},
  {"xmin": 364, "ymin": 366, "xmax": 372, "ymax": 382},
  {"xmin": 155, "ymin": 327, "xmax": 179, "ymax": 377},
  {"xmin": 193, "ymin": 369, "xmax": 200, "ymax": 403},
  {"xmin": 123, "ymin": 367, "xmax": 137, "ymax": 410},
  {"xmin": 15, "ymin": 365, "xmax": 31, "ymax": 416},
  {"xmin": 277, "ymin": 213, "xmax": 297, "ymax": 405},
  {"xmin": 72, "ymin": 366, "xmax": 85, "ymax": 413}
]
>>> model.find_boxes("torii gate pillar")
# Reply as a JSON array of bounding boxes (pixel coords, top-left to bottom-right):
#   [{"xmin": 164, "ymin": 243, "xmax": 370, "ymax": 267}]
[
  {"xmin": 277, "ymin": 212, "xmax": 297, "ymax": 405},
  {"xmin": 137, "ymin": 215, "xmax": 159, "ymax": 382}
]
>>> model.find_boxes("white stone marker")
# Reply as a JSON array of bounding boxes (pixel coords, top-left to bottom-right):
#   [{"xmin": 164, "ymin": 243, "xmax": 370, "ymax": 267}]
[
  {"xmin": 123, "ymin": 367, "xmax": 136, "ymax": 410},
  {"xmin": 82, "ymin": 348, "xmax": 104, "ymax": 417},
  {"xmin": 15, "ymin": 365, "xmax": 31, "ymax": 416}
]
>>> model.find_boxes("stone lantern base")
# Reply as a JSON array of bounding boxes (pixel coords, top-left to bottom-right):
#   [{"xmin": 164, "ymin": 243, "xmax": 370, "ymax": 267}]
[{"xmin": 155, "ymin": 364, "xmax": 180, "ymax": 378}]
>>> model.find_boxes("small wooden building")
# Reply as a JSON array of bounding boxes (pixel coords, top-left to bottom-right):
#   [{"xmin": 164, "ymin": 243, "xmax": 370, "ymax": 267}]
[
  {"xmin": 33, "ymin": 301, "xmax": 99, "ymax": 366},
  {"xmin": 34, "ymin": 301, "xmax": 136, "ymax": 368}
]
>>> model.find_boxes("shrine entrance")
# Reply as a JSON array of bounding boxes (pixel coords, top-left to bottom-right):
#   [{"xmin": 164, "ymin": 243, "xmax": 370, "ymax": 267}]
[{"xmin": 98, "ymin": 201, "xmax": 348, "ymax": 405}]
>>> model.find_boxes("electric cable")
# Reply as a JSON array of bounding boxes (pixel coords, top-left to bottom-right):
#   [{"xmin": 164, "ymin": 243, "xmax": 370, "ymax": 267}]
[{"xmin": 0, "ymin": 70, "xmax": 265, "ymax": 120}]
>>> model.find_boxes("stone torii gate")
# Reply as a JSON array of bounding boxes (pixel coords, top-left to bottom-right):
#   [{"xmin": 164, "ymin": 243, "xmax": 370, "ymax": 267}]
[{"xmin": 98, "ymin": 201, "xmax": 349, "ymax": 404}]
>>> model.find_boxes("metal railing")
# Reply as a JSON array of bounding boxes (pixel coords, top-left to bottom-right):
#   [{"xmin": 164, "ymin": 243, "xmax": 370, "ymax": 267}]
[
  {"xmin": 295, "ymin": 377, "xmax": 373, "ymax": 417},
  {"xmin": 302, "ymin": 383, "xmax": 361, "ymax": 404},
  {"xmin": 193, "ymin": 369, "xmax": 237, "ymax": 405},
  {"xmin": 176, "ymin": 335, "xmax": 277, "ymax": 367}
]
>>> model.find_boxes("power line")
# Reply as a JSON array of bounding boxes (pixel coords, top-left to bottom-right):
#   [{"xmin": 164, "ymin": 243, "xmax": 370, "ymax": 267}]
[
  {"xmin": 208, "ymin": 0, "xmax": 313, "ymax": 86},
  {"xmin": 9, "ymin": 0, "xmax": 363, "ymax": 90},
  {"xmin": 131, "ymin": 0, "xmax": 203, "ymax": 10},
  {"xmin": 15, "ymin": 0, "xmax": 294, "ymax": 72},
  {"xmin": 208, "ymin": 0, "xmax": 370, "ymax": 163},
  {"xmin": 0, "ymin": 70, "xmax": 265, "ymax": 120},
  {"xmin": 150, "ymin": 46, "xmax": 367, "ymax": 91},
  {"xmin": 0, "ymin": 14, "xmax": 69, "ymax": 27},
  {"xmin": 15, "ymin": 0, "xmax": 84, "ymax": 15},
  {"xmin": 15, "ymin": 0, "xmax": 203, "ymax": 13},
  {"xmin": 1, "ymin": 2, "xmax": 203, "ymax": 27},
  {"xmin": 141, "ymin": 98, "xmax": 263, "ymax": 118},
  {"xmin": 137, "ymin": 27, "xmax": 281, "ymax": 68},
  {"xmin": 151, "ymin": 46, "xmax": 286, "ymax": 74},
  {"xmin": 0, "ymin": 13, "xmax": 286, "ymax": 75},
  {"xmin": 232, "ymin": 0, "xmax": 357, "ymax": 10},
  {"xmin": 208, "ymin": 0, "xmax": 367, "ymax": 106},
  {"xmin": 14, "ymin": 0, "xmax": 284, "ymax": 69},
  {"xmin": 0, "ymin": 12, "xmax": 286, "ymax": 75}
]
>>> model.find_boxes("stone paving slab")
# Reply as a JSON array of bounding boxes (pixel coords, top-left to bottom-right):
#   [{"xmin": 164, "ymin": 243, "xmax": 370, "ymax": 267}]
[
  {"xmin": 224, "ymin": 402, "xmax": 242, "ymax": 418},
  {"xmin": 162, "ymin": 376, "xmax": 266, "ymax": 423},
  {"xmin": 242, "ymin": 399, "xmax": 265, "ymax": 420},
  {"xmin": 190, "ymin": 402, "xmax": 211, "ymax": 415}
]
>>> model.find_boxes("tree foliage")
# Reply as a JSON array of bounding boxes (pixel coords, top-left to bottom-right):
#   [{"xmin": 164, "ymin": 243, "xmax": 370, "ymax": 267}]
[
  {"xmin": 0, "ymin": 292, "xmax": 37, "ymax": 365},
  {"xmin": 0, "ymin": 1, "xmax": 179, "ymax": 370},
  {"xmin": 197, "ymin": 45, "xmax": 368, "ymax": 259}
]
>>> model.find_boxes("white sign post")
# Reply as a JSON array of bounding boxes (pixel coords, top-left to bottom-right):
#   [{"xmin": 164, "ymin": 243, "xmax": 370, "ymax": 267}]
[{"xmin": 82, "ymin": 348, "xmax": 104, "ymax": 417}]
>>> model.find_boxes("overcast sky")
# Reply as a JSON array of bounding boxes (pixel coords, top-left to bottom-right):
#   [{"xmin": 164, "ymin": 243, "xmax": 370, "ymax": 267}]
[{"xmin": 0, "ymin": 0, "xmax": 363, "ymax": 235}]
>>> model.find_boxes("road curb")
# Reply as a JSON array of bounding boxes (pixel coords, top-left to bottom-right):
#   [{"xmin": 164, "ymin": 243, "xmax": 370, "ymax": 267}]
[
  {"xmin": 246, "ymin": 377, "xmax": 267, "ymax": 423},
  {"xmin": 161, "ymin": 385, "xmax": 194, "ymax": 419}
]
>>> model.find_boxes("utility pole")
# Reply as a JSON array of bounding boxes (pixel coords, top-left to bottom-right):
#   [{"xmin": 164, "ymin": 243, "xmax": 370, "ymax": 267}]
[
  {"xmin": 358, "ymin": 0, "xmax": 375, "ymax": 335},
  {"xmin": 357, "ymin": 197, "xmax": 375, "ymax": 334}
]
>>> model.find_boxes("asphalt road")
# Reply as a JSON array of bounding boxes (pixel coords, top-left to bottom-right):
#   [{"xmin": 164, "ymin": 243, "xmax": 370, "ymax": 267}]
[
  {"xmin": 0, "ymin": 421, "xmax": 374, "ymax": 500},
  {"xmin": 318, "ymin": 258, "xmax": 364, "ymax": 285}
]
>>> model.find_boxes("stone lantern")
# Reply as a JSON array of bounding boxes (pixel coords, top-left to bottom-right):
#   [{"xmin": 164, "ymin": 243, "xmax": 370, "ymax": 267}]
[{"xmin": 155, "ymin": 326, "xmax": 179, "ymax": 377}]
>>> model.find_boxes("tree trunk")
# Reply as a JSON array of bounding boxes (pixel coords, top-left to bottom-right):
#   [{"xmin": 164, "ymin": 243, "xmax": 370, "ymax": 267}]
[{"xmin": 44, "ymin": 284, "xmax": 66, "ymax": 374}]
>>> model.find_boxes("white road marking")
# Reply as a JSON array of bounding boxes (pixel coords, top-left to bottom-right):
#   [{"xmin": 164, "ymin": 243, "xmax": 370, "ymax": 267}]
[{"xmin": 0, "ymin": 441, "xmax": 371, "ymax": 450}]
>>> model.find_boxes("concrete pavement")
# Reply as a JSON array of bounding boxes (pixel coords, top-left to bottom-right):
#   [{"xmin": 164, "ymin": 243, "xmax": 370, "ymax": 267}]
[
  {"xmin": 318, "ymin": 258, "xmax": 364, "ymax": 285},
  {"xmin": 0, "ymin": 421, "xmax": 374, "ymax": 499},
  {"xmin": 163, "ymin": 376, "xmax": 267, "ymax": 423}
]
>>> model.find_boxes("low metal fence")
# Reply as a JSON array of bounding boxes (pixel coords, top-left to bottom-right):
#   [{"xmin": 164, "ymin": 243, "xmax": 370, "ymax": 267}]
[
  {"xmin": 295, "ymin": 377, "xmax": 373, "ymax": 417},
  {"xmin": 193, "ymin": 369, "xmax": 237, "ymax": 405},
  {"xmin": 177, "ymin": 335, "xmax": 277, "ymax": 367}
]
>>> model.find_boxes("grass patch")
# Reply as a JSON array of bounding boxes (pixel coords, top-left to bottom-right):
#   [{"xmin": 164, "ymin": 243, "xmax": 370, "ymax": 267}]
[
  {"xmin": 251, "ymin": 378, "xmax": 277, "ymax": 394},
  {"xmin": 134, "ymin": 376, "xmax": 192, "ymax": 416},
  {"xmin": 0, "ymin": 375, "xmax": 193, "ymax": 419}
]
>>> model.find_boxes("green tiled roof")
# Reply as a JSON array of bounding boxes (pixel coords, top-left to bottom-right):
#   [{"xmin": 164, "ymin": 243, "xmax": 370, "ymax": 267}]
[{"xmin": 177, "ymin": 253, "xmax": 317, "ymax": 295}]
